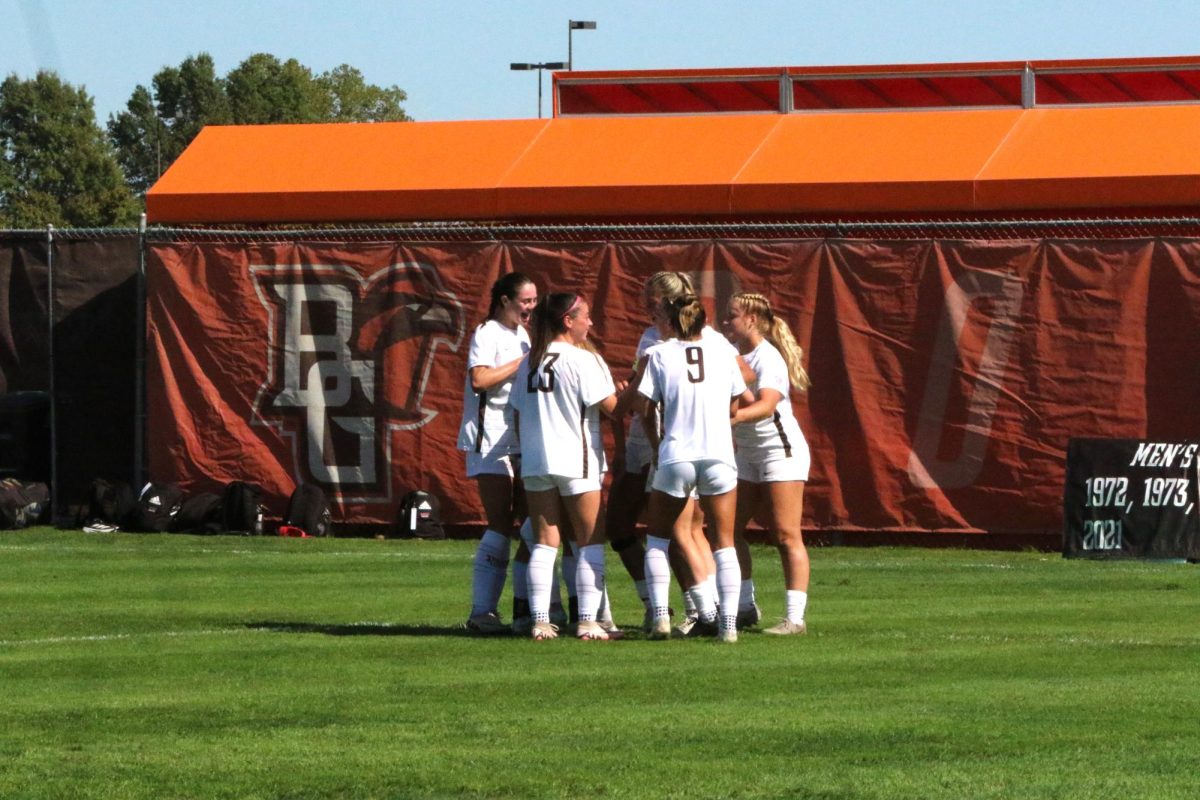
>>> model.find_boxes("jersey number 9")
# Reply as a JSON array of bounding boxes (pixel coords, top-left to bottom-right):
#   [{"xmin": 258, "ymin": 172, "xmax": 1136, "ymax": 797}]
[{"xmin": 685, "ymin": 346, "xmax": 705, "ymax": 384}]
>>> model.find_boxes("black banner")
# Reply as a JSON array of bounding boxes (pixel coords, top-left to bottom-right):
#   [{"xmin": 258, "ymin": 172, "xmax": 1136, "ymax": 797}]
[{"xmin": 1063, "ymin": 438, "xmax": 1200, "ymax": 559}]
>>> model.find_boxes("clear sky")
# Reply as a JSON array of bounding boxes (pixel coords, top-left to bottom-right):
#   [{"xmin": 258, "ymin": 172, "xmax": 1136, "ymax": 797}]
[{"xmin": 2, "ymin": 0, "xmax": 1198, "ymax": 124}]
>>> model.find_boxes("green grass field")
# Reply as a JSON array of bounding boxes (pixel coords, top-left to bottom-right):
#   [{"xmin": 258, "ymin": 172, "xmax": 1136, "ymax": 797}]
[{"xmin": 1, "ymin": 529, "xmax": 1197, "ymax": 799}]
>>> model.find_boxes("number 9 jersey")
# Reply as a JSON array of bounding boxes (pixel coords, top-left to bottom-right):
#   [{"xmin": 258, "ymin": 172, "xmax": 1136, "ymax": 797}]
[
  {"xmin": 509, "ymin": 342, "xmax": 616, "ymax": 480},
  {"xmin": 638, "ymin": 337, "xmax": 747, "ymax": 468}
]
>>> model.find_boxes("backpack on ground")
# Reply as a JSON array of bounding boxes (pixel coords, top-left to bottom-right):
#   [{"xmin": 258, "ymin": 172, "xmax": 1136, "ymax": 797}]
[
  {"xmin": 170, "ymin": 492, "xmax": 224, "ymax": 535},
  {"xmin": 130, "ymin": 482, "xmax": 184, "ymax": 533},
  {"xmin": 283, "ymin": 483, "xmax": 332, "ymax": 538},
  {"xmin": 80, "ymin": 478, "xmax": 137, "ymax": 531},
  {"xmin": 221, "ymin": 481, "xmax": 264, "ymax": 535},
  {"xmin": 0, "ymin": 479, "xmax": 49, "ymax": 529},
  {"xmin": 395, "ymin": 490, "xmax": 444, "ymax": 540}
]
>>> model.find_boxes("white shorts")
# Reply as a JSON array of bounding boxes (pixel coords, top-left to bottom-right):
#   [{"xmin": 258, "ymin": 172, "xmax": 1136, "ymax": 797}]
[
  {"xmin": 736, "ymin": 444, "xmax": 810, "ymax": 483},
  {"xmin": 651, "ymin": 459, "xmax": 737, "ymax": 498},
  {"xmin": 645, "ymin": 461, "xmax": 698, "ymax": 498},
  {"xmin": 466, "ymin": 450, "xmax": 519, "ymax": 479},
  {"xmin": 523, "ymin": 474, "xmax": 602, "ymax": 496}
]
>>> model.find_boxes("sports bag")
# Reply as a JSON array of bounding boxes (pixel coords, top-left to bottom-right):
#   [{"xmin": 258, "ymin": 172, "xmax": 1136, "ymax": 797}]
[
  {"xmin": 0, "ymin": 479, "xmax": 49, "ymax": 529},
  {"xmin": 221, "ymin": 481, "xmax": 263, "ymax": 535},
  {"xmin": 283, "ymin": 483, "xmax": 332, "ymax": 538},
  {"xmin": 395, "ymin": 490, "xmax": 444, "ymax": 539},
  {"xmin": 81, "ymin": 478, "xmax": 137, "ymax": 529},
  {"xmin": 130, "ymin": 482, "xmax": 184, "ymax": 533},
  {"xmin": 171, "ymin": 492, "xmax": 224, "ymax": 535}
]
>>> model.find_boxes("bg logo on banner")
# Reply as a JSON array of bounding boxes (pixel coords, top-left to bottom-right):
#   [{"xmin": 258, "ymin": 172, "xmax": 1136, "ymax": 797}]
[{"xmin": 251, "ymin": 263, "xmax": 464, "ymax": 501}]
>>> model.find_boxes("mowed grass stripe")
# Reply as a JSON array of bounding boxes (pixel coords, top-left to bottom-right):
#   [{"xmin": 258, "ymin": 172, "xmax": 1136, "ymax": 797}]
[{"xmin": 0, "ymin": 528, "xmax": 1196, "ymax": 799}]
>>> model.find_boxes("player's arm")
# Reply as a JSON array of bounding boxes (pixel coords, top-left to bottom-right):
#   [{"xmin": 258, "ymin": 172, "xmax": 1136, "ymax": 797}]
[
  {"xmin": 733, "ymin": 388, "xmax": 784, "ymax": 425},
  {"xmin": 470, "ymin": 355, "xmax": 523, "ymax": 392},
  {"xmin": 735, "ymin": 354, "xmax": 755, "ymax": 386}
]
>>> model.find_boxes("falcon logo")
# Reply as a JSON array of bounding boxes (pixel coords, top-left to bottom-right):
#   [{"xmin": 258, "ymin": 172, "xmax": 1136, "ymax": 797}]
[{"xmin": 252, "ymin": 263, "xmax": 464, "ymax": 500}]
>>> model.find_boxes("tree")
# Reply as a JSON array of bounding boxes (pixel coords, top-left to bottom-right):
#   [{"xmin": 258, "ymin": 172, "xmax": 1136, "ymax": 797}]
[
  {"xmin": 0, "ymin": 71, "xmax": 139, "ymax": 227},
  {"xmin": 110, "ymin": 53, "xmax": 410, "ymax": 195},
  {"xmin": 108, "ymin": 53, "xmax": 230, "ymax": 196}
]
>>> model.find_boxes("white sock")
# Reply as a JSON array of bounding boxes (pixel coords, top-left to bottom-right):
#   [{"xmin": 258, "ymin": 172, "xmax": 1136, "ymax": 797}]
[
  {"xmin": 599, "ymin": 585, "xmax": 613, "ymax": 624},
  {"xmin": 714, "ymin": 547, "xmax": 741, "ymax": 633},
  {"xmin": 644, "ymin": 536, "xmax": 672, "ymax": 621},
  {"xmin": 787, "ymin": 589, "xmax": 808, "ymax": 623},
  {"xmin": 688, "ymin": 584, "xmax": 717, "ymax": 623},
  {"xmin": 682, "ymin": 586, "xmax": 698, "ymax": 616},
  {"xmin": 470, "ymin": 529, "xmax": 509, "ymax": 616},
  {"xmin": 739, "ymin": 578, "xmax": 757, "ymax": 611},
  {"xmin": 576, "ymin": 544, "xmax": 606, "ymax": 622},
  {"xmin": 704, "ymin": 573, "xmax": 718, "ymax": 607},
  {"xmin": 528, "ymin": 544, "xmax": 557, "ymax": 623},
  {"xmin": 635, "ymin": 579, "xmax": 650, "ymax": 609}
]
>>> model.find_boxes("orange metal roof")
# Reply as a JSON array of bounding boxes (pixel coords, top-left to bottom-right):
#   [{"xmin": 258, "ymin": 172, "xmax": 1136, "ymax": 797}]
[{"xmin": 147, "ymin": 100, "xmax": 1200, "ymax": 224}]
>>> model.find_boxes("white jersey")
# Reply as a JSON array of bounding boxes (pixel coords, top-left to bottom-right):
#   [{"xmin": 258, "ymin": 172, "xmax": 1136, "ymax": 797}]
[
  {"xmin": 510, "ymin": 341, "xmax": 616, "ymax": 480},
  {"xmin": 638, "ymin": 335, "xmax": 746, "ymax": 467},
  {"xmin": 456, "ymin": 320, "xmax": 530, "ymax": 456},
  {"xmin": 734, "ymin": 339, "xmax": 807, "ymax": 459}
]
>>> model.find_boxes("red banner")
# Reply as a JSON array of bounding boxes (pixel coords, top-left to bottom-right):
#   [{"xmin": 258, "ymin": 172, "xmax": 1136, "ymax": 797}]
[{"xmin": 146, "ymin": 239, "xmax": 1200, "ymax": 537}]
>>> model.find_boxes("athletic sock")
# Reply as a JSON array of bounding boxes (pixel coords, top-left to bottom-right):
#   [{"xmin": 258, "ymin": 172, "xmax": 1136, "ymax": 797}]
[
  {"xmin": 576, "ymin": 544, "xmax": 606, "ymax": 622},
  {"xmin": 470, "ymin": 529, "xmax": 510, "ymax": 616},
  {"xmin": 703, "ymin": 573, "xmax": 719, "ymax": 612},
  {"xmin": 739, "ymin": 578, "xmax": 757, "ymax": 611},
  {"xmin": 688, "ymin": 584, "xmax": 717, "ymax": 624},
  {"xmin": 635, "ymin": 579, "xmax": 651, "ymax": 610},
  {"xmin": 599, "ymin": 585, "xmax": 614, "ymax": 624},
  {"xmin": 644, "ymin": 536, "xmax": 672, "ymax": 621},
  {"xmin": 786, "ymin": 589, "xmax": 809, "ymax": 623},
  {"xmin": 527, "ymin": 544, "xmax": 557, "ymax": 624},
  {"xmin": 714, "ymin": 547, "xmax": 741, "ymax": 633}
]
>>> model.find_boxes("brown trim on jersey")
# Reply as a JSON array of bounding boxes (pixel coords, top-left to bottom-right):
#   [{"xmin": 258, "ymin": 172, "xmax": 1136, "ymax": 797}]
[
  {"xmin": 474, "ymin": 390, "xmax": 487, "ymax": 453},
  {"xmin": 580, "ymin": 401, "xmax": 589, "ymax": 478},
  {"xmin": 772, "ymin": 410, "xmax": 793, "ymax": 458}
]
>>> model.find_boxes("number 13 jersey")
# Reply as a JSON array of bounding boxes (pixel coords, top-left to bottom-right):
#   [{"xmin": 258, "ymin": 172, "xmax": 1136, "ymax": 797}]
[
  {"xmin": 510, "ymin": 341, "xmax": 616, "ymax": 480},
  {"xmin": 638, "ymin": 337, "xmax": 746, "ymax": 468}
]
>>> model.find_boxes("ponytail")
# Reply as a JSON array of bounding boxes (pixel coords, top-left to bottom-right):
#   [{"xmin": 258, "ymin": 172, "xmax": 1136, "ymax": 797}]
[
  {"xmin": 665, "ymin": 294, "xmax": 706, "ymax": 340},
  {"xmin": 731, "ymin": 292, "xmax": 810, "ymax": 392},
  {"xmin": 529, "ymin": 292, "xmax": 580, "ymax": 367}
]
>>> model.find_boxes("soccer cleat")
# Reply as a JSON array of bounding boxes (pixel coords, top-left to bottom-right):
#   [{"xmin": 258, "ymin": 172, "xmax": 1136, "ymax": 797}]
[
  {"xmin": 466, "ymin": 611, "xmax": 509, "ymax": 635},
  {"xmin": 736, "ymin": 602, "xmax": 762, "ymax": 629},
  {"xmin": 598, "ymin": 619, "xmax": 625, "ymax": 640},
  {"xmin": 673, "ymin": 615, "xmax": 699, "ymax": 637},
  {"xmin": 511, "ymin": 615, "xmax": 533, "ymax": 636},
  {"xmin": 763, "ymin": 618, "xmax": 807, "ymax": 636},
  {"xmin": 575, "ymin": 620, "xmax": 612, "ymax": 641},
  {"xmin": 718, "ymin": 627, "xmax": 739, "ymax": 643},
  {"xmin": 648, "ymin": 616, "xmax": 672, "ymax": 640},
  {"xmin": 531, "ymin": 621, "xmax": 559, "ymax": 640}
]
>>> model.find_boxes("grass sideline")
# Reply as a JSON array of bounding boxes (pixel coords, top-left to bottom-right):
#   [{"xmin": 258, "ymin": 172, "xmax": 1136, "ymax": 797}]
[{"xmin": 1, "ymin": 529, "xmax": 1197, "ymax": 800}]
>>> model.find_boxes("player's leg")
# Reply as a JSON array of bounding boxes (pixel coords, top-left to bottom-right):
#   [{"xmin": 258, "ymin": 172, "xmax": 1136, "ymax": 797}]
[
  {"xmin": 698, "ymin": 460, "xmax": 741, "ymax": 643},
  {"xmin": 524, "ymin": 482, "xmax": 564, "ymax": 639},
  {"xmin": 763, "ymin": 479, "xmax": 810, "ymax": 635},
  {"xmin": 733, "ymin": 477, "xmax": 763, "ymax": 628},
  {"xmin": 466, "ymin": 469, "xmax": 515, "ymax": 634}
]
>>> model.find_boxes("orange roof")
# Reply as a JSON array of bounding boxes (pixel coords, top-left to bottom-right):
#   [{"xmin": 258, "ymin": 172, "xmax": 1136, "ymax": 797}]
[{"xmin": 146, "ymin": 103, "xmax": 1200, "ymax": 223}]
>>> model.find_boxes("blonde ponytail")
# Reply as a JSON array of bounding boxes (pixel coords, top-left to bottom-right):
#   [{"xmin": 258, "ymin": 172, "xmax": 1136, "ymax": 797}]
[{"xmin": 731, "ymin": 292, "xmax": 810, "ymax": 392}]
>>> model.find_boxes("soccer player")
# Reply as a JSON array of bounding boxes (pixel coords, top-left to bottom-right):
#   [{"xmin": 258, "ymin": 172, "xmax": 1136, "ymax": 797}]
[
  {"xmin": 638, "ymin": 294, "xmax": 748, "ymax": 643},
  {"xmin": 510, "ymin": 292, "xmax": 620, "ymax": 640},
  {"xmin": 726, "ymin": 292, "xmax": 812, "ymax": 635},
  {"xmin": 457, "ymin": 272, "xmax": 539, "ymax": 634}
]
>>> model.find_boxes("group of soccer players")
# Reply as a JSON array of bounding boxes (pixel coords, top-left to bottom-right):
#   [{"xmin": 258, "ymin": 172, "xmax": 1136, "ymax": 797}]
[{"xmin": 456, "ymin": 270, "xmax": 811, "ymax": 643}]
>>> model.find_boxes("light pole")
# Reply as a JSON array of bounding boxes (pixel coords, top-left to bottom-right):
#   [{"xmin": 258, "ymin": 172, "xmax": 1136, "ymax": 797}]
[
  {"xmin": 568, "ymin": 20, "xmax": 596, "ymax": 71},
  {"xmin": 510, "ymin": 61, "xmax": 566, "ymax": 118}
]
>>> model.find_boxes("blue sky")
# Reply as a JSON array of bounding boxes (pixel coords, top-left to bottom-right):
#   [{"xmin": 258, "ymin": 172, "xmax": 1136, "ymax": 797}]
[{"xmin": 2, "ymin": 0, "xmax": 1198, "ymax": 124}]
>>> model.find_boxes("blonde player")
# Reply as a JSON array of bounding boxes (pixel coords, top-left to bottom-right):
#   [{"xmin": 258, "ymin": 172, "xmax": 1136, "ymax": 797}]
[
  {"xmin": 726, "ymin": 292, "xmax": 812, "ymax": 635},
  {"xmin": 638, "ymin": 295, "xmax": 748, "ymax": 643},
  {"xmin": 457, "ymin": 272, "xmax": 538, "ymax": 634},
  {"xmin": 510, "ymin": 292, "xmax": 620, "ymax": 640}
]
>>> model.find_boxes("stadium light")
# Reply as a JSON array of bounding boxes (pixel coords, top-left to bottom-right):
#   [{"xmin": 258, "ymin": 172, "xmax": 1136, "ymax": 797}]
[
  {"xmin": 568, "ymin": 20, "xmax": 597, "ymax": 71},
  {"xmin": 510, "ymin": 61, "xmax": 566, "ymax": 118}
]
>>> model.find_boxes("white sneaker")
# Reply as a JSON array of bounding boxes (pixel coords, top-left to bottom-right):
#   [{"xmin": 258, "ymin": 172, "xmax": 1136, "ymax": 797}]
[
  {"xmin": 465, "ymin": 611, "xmax": 509, "ymax": 635},
  {"xmin": 575, "ymin": 620, "xmax": 612, "ymax": 641},
  {"xmin": 673, "ymin": 615, "xmax": 699, "ymax": 637},
  {"xmin": 648, "ymin": 616, "xmax": 672, "ymax": 640},
  {"xmin": 531, "ymin": 621, "xmax": 559, "ymax": 640},
  {"xmin": 763, "ymin": 618, "xmax": 807, "ymax": 636},
  {"xmin": 598, "ymin": 619, "xmax": 625, "ymax": 640},
  {"xmin": 718, "ymin": 627, "xmax": 738, "ymax": 644}
]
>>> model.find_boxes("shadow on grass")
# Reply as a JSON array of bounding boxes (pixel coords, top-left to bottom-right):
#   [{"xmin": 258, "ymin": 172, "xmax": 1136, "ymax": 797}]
[{"xmin": 244, "ymin": 621, "xmax": 476, "ymax": 637}]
